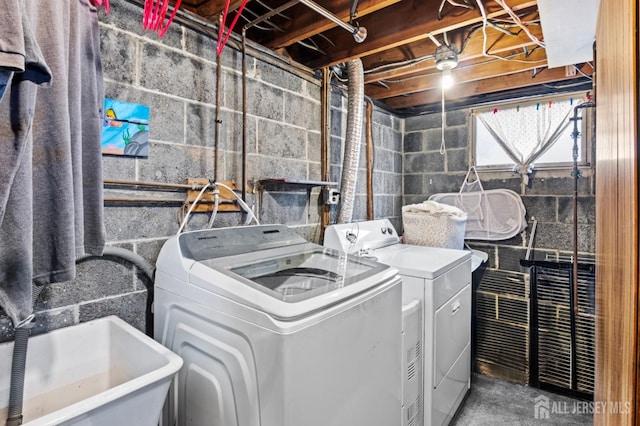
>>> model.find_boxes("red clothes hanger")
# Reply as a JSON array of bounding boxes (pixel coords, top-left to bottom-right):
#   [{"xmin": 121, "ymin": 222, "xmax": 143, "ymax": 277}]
[
  {"xmin": 216, "ymin": 0, "xmax": 249, "ymax": 55},
  {"xmin": 143, "ymin": 0, "xmax": 182, "ymax": 38},
  {"xmin": 90, "ymin": 0, "xmax": 110, "ymax": 13}
]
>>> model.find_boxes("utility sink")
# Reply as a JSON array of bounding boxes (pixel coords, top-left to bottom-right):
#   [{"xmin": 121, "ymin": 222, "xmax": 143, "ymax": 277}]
[{"xmin": 0, "ymin": 316, "xmax": 182, "ymax": 425}]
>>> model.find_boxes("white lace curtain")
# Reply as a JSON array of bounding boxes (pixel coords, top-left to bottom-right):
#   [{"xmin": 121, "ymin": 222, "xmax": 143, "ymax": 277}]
[{"xmin": 477, "ymin": 99, "xmax": 574, "ymax": 184}]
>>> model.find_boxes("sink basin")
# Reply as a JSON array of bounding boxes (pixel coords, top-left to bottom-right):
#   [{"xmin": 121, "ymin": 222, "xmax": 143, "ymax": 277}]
[{"xmin": 0, "ymin": 316, "xmax": 182, "ymax": 425}]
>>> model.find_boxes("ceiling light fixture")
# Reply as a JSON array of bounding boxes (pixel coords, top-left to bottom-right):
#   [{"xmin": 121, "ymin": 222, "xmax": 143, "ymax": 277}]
[
  {"xmin": 435, "ymin": 45, "xmax": 459, "ymax": 71},
  {"xmin": 435, "ymin": 44, "xmax": 459, "ymax": 88},
  {"xmin": 434, "ymin": 45, "xmax": 458, "ymax": 156}
]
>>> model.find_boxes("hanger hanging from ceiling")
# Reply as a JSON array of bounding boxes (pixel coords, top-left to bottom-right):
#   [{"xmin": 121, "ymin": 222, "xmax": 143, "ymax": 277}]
[
  {"xmin": 217, "ymin": 0, "xmax": 250, "ymax": 55},
  {"xmin": 89, "ymin": 0, "xmax": 110, "ymax": 13},
  {"xmin": 143, "ymin": 0, "xmax": 182, "ymax": 37}
]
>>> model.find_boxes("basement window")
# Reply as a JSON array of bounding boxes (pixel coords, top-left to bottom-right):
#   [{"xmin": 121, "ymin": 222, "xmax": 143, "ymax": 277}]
[{"xmin": 472, "ymin": 92, "xmax": 593, "ymax": 173}]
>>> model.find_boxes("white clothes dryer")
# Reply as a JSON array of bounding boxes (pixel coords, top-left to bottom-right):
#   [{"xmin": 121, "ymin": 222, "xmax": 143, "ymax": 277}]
[
  {"xmin": 325, "ymin": 219, "xmax": 472, "ymax": 426},
  {"xmin": 154, "ymin": 225, "xmax": 402, "ymax": 426}
]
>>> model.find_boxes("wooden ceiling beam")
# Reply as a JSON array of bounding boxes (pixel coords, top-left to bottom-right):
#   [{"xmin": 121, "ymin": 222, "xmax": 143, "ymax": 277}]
[
  {"xmin": 367, "ymin": 47, "xmax": 548, "ymax": 99},
  {"xmin": 196, "ymin": 0, "xmax": 250, "ymax": 20},
  {"xmin": 262, "ymin": 0, "xmax": 402, "ymax": 49},
  {"xmin": 304, "ymin": 0, "xmax": 537, "ymax": 69},
  {"xmin": 383, "ymin": 65, "xmax": 593, "ymax": 110},
  {"xmin": 363, "ymin": 20, "xmax": 543, "ymax": 84}
]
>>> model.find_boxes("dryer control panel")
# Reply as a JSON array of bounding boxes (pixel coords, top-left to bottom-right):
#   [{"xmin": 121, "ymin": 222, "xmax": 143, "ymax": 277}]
[{"xmin": 324, "ymin": 219, "xmax": 401, "ymax": 253}]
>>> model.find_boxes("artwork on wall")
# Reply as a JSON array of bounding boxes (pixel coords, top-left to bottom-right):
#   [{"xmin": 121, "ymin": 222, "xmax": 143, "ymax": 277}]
[{"xmin": 101, "ymin": 98, "xmax": 150, "ymax": 157}]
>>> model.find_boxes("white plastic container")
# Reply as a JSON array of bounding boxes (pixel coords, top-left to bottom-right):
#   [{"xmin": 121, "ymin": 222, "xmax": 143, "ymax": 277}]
[{"xmin": 0, "ymin": 316, "xmax": 182, "ymax": 426}]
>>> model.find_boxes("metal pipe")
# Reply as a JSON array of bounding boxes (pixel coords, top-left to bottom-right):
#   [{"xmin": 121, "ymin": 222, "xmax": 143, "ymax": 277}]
[
  {"xmin": 569, "ymin": 101, "xmax": 595, "ymax": 318},
  {"xmin": 365, "ymin": 100, "xmax": 374, "ymax": 220},
  {"xmin": 243, "ymin": 0, "xmax": 366, "ymax": 42},
  {"xmin": 320, "ymin": 67, "xmax": 331, "ymax": 241},
  {"xmin": 103, "ymin": 178, "xmax": 204, "ymax": 191},
  {"xmin": 104, "ymin": 197, "xmax": 234, "ymax": 204},
  {"xmin": 299, "ymin": 0, "xmax": 367, "ymax": 43},
  {"xmin": 242, "ymin": 28, "xmax": 248, "ymax": 201},
  {"xmin": 214, "ymin": 13, "xmax": 223, "ymax": 182},
  {"xmin": 298, "ymin": 0, "xmax": 367, "ymax": 42}
]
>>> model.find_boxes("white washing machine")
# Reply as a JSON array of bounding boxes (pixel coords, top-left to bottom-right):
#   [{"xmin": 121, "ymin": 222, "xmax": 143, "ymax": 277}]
[
  {"xmin": 325, "ymin": 219, "xmax": 472, "ymax": 426},
  {"xmin": 154, "ymin": 224, "xmax": 402, "ymax": 426}
]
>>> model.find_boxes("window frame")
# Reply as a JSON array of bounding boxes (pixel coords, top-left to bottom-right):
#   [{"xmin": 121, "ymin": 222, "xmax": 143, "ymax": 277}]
[{"xmin": 470, "ymin": 91, "xmax": 594, "ymax": 172}]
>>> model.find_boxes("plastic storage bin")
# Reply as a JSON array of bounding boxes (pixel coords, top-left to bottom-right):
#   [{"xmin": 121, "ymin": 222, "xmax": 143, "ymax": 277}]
[{"xmin": 0, "ymin": 316, "xmax": 182, "ymax": 426}]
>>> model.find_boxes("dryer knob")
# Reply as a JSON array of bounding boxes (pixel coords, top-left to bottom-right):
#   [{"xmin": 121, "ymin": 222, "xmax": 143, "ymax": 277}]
[
  {"xmin": 387, "ymin": 227, "xmax": 394, "ymax": 235},
  {"xmin": 381, "ymin": 227, "xmax": 387, "ymax": 234}
]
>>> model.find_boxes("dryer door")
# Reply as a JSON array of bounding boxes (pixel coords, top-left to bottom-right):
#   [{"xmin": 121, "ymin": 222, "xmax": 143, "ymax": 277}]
[{"xmin": 433, "ymin": 284, "xmax": 471, "ymax": 388}]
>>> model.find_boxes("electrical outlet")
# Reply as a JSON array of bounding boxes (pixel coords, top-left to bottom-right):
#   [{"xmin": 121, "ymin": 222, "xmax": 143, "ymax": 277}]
[{"xmin": 323, "ymin": 188, "xmax": 340, "ymax": 205}]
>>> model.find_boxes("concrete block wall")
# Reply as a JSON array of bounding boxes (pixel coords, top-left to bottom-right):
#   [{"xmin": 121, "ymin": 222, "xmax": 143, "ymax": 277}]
[
  {"xmin": 403, "ymin": 108, "xmax": 596, "ymax": 384},
  {"xmin": 0, "ymin": 0, "xmax": 403, "ymax": 341}
]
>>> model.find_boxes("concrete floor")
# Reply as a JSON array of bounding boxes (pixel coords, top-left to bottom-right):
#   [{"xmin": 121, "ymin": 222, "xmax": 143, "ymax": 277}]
[{"xmin": 452, "ymin": 374, "xmax": 594, "ymax": 426}]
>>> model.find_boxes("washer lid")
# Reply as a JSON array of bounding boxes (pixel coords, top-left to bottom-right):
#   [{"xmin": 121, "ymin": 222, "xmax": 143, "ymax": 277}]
[
  {"xmin": 372, "ymin": 244, "xmax": 470, "ymax": 279},
  {"xmin": 190, "ymin": 244, "xmax": 398, "ymax": 320}
]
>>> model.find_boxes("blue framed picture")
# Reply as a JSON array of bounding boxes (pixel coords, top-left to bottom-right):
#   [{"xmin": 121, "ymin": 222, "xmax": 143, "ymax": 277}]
[{"xmin": 101, "ymin": 98, "xmax": 150, "ymax": 157}]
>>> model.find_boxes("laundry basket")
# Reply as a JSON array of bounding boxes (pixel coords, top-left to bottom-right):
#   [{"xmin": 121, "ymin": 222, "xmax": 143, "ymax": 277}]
[{"xmin": 402, "ymin": 201, "xmax": 467, "ymax": 249}]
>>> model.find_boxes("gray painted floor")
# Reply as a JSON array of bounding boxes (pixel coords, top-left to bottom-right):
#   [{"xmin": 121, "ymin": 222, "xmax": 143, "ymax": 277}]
[{"xmin": 452, "ymin": 374, "xmax": 594, "ymax": 425}]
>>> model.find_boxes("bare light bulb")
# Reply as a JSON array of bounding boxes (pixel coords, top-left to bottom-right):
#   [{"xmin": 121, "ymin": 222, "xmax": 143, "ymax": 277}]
[{"xmin": 441, "ymin": 69, "xmax": 454, "ymax": 89}]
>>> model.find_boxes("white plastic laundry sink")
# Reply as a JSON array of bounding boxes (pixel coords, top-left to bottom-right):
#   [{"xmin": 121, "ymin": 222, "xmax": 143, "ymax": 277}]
[{"xmin": 0, "ymin": 316, "xmax": 182, "ymax": 425}]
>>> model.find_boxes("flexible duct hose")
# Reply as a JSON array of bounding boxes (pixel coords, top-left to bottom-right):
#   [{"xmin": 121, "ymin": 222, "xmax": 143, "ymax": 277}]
[{"xmin": 337, "ymin": 59, "xmax": 365, "ymax": 224}]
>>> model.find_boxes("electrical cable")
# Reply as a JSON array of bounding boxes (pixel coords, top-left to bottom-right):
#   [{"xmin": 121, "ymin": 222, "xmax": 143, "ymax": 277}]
[
  {"xmin": 494, "ymin": 0, "xmax": 545, "ymax": 48},
  {"xmin": 364, "ymin": 54, "xmax": 435, "ymax": 75},
  {"xmin": 474, "ymin": 0, "xmax": 547, "ymax": 64},
  {"xmin": 573, "ymin": 65, "xmax": 593, "ymax": 80}
]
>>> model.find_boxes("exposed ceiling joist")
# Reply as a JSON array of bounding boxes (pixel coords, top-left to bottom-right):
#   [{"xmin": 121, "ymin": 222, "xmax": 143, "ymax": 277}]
[
  {"xmin": 363, "ymin": 19, "xmax": 543, "ymax": 84},
  {"xmin": 384, "ymin": 65, "xmax": 593, "ymax": 110},
  {"xmin": 304, "ymin": 0, "xmax": 537, "ymax": 69},
  {"xmin": 183, "ymin": 0, "xmax": 595, "ymax": 113},
  {"xmin": 368, "ymin": 47, "xmax": 547, "ymax": 99},
  {"xmin": 262, "ymin": 0, "xmax": 402, "ymax": 49}
]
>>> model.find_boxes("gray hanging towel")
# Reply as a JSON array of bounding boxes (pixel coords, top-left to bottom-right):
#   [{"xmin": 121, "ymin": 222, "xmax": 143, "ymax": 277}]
[
  {"xmin": 0, "ymin": 0, "xmax": 52, "ymax": 325},
  {"xmin": 0, "ymin": 0, "xmax": 105, "ymax": 326}
]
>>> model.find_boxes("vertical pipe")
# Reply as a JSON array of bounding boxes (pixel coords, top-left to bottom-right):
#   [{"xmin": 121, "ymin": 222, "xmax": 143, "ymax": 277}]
[
  {"xmin": 529, "ymin": 266, "xmax": 539, "ymax": 387},
  {"xmin": 241, "ymin": 29, "xmax": 248, "ymax": 201},
  {"xmin": 320, "ymin": 67, "xmax": 331, "ymax": 241},
  {"xmin": 568, "ymin": 266, "xmax": 579, "ymax": 390},
  {"xmin": 570, "ymin": 102, "xmax": 595, "ymax": 317},
  {"xmin": 366, "ymin": 100, "xmax": 374, "ymax": 220},
  {"xmin": 214, "ymin": 14, "xmax": 223, "ymax": 183}
]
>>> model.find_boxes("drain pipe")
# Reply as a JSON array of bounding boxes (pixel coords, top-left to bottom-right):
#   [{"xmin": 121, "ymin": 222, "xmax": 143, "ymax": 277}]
[
  {"xmin": 569, "ymin": 101, "xmax": 595, "ymax": 318},
  {"xmin": 337, "ymin": 59, "xmax": 365, "ymax": 224},
  {"xmin": 6, "ymin": 315, "xmax": 35, "ymax": 426},
  {"xmin": 77, "ymin": 246, "xmax": 156, "ymax": 336}
]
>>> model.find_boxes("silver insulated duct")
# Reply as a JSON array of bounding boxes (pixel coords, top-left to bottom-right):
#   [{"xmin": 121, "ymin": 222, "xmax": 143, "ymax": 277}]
[{"xmin": 337, "ymin": 59, "xmax": 364, "ymax": 224}]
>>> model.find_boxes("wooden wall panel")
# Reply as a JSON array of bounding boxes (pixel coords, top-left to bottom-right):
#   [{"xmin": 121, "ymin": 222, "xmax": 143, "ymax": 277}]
[{"xmin": 594, "ymin": 0, "xmax": 638, "ymax": 425}]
